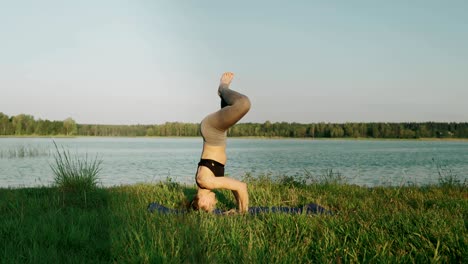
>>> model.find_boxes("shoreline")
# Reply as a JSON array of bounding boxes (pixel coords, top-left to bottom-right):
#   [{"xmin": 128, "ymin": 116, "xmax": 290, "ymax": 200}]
[{"xmin": 1, "ymin": 135, "xmax": 468, "ymax": 142}]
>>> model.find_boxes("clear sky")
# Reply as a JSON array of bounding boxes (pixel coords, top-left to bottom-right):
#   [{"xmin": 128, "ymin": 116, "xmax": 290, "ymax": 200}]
[{"xmin": 1, "ymin": 0, "xmax": 467, "ymax": 125}]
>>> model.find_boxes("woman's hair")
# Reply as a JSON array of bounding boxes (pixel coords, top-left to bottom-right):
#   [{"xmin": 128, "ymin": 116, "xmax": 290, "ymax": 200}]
[
  {"xmin": 188, "ymin": 195, "xmax": 200, "ymax": 211},
  {"xmin": 187, "ymin": 192, "xmax": 217, "ymax": 212}
]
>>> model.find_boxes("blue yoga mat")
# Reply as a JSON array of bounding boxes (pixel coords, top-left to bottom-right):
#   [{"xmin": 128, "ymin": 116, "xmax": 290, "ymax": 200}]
[{"xmin": 147, "ymin": 203, "xmax": 331, "ymax": 215}]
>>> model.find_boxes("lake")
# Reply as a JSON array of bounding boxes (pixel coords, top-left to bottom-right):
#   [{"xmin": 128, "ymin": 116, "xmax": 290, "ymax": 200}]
[{"xmin": 0, "ymin": 137, "xmax": 467, "ymax": 188}]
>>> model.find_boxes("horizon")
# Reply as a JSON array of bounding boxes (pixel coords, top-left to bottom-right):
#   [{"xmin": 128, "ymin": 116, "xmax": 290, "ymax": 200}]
[{"xmin": 1, "ymin": 1, "xmax": 467, "ymax": 124}]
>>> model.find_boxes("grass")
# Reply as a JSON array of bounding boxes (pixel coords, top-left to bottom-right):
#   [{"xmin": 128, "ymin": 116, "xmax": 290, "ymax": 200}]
[
  {"xmin": 0, "ymin": 145, "xmax": 50, "ymax": 159},
  {"xmin": 50, "ymin": 141, "xmax": 102, "ymax": 192},
  {"xmin": 433, "ymin": 158, "xmax": 468, "ymax": 188},
  {"xmin": 0, "ymin": 176, "xmax": 466, "ymax": 263}
]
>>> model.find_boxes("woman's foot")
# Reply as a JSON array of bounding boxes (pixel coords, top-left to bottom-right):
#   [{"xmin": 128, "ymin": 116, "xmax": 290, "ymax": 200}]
[{"xmin": 219, "ymin": 72, "xmax": 234, "ymax": 92}]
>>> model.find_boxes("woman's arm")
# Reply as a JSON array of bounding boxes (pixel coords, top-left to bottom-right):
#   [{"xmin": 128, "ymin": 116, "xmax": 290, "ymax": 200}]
[{"xmin": 196, "ymin": 169, "xmax": 249, "ymax": 213}]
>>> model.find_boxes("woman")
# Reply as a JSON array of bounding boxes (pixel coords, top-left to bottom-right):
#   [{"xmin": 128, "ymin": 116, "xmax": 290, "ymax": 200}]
[{"xmin": 191, "ymin": 72, "xmax": 251, "ymax": 213}]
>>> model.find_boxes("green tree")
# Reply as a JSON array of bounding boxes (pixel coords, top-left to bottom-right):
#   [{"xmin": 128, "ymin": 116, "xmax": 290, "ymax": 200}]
[
  {"xmin": 370, "ymin": 123, "xmax": 380, "ymax": 138},
  {"xmin": 12, "ymin": 114, "xmax": 35, "ymax": 135},
  {"xmin": 63, "ymin": 118, "xmax": 77, "ymax": 136},
  {"xmin": 306, "ymin": 125, "xmax": 315, "ymax": 138},
  {"xmin": 0, "ymin": 112, "xmax": 11, "ymax": 135},
  {"xmin": 330, "ymin": 124, "xmax": 344, "ymax": 138}
]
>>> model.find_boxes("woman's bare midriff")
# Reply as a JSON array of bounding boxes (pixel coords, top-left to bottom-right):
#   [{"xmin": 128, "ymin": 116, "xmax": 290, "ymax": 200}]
[{"xmin": 201, "ymin": 144, "xmax": 227, "ymax": 165}]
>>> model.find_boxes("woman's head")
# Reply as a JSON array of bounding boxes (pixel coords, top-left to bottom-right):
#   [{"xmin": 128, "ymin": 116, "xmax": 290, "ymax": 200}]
[{"xmin": 190, "ymin": 190, "xmax": 217, "ymax": 212}]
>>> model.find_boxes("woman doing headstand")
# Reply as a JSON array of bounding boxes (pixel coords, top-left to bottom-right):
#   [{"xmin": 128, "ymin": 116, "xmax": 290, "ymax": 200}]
[{"xmin": 191, "ymin": 72, "xmax": 251, "ymax": 213}]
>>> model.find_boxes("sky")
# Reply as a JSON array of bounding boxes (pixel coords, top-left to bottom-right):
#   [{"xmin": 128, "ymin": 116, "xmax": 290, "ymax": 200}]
[{"xmin": 1, "ymin": 0, "xmax": 467, "ymax": 125}]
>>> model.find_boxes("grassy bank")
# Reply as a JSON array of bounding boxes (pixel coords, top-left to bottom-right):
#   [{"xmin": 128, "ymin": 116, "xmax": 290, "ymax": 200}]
[{"xmin": 1, "ymin": 178, "xmax": 466, "ymax": 263}]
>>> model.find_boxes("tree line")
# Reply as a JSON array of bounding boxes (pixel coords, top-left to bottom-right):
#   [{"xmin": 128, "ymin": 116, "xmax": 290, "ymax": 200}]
[{"xmin": 1, "ymin": 112, "xmax": 467, "ymax": 138}]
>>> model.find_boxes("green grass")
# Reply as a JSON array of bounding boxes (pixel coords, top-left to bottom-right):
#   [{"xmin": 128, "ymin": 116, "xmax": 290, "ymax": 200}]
[
  {"xmin": 0, "ymin": 178, "xmax": 466, "ymax": 263},
  {"xmin": 50, "ymin": 141, "xmax": 102, "ymax": 191},
  {"xmin": 0, "ymin": 145, "xmax": 50, "ymax": 159}
]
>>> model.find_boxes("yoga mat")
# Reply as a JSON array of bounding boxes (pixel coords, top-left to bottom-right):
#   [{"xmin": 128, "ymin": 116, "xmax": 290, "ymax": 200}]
[{"xmin": 147, "ymin": 203, "xmax": 331, "ymax": 215}]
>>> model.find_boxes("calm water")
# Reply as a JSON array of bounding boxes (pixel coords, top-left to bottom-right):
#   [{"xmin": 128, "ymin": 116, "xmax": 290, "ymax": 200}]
[{"xmin": 0, "ymin": 137, "xmax": 467, "ymax": 188}]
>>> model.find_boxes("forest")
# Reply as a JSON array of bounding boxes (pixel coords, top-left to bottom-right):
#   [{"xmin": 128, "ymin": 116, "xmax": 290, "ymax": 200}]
[{"xmin": 1, "ymin": 112, "xmax": 467, "ymax": 138}]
